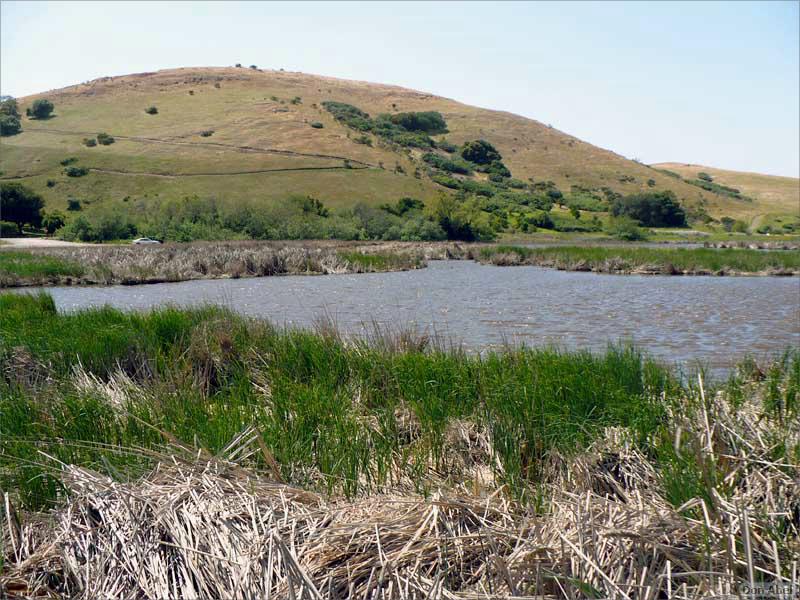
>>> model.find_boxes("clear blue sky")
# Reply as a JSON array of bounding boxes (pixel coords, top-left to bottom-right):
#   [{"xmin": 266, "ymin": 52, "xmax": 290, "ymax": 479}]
[{"xmin": 2, "ymin": 1, "xmax": 798, "ymax": 176}]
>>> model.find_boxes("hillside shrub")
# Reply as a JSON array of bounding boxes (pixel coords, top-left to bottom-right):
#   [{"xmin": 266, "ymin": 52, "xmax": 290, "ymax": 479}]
[
  {"xmin": 200, "ymin": 130, "xmax": 214, "ymax": 137},
  {"xmin": 422, "ymin": 152, "xmax": 472, "ymax": 175},
  {"xmin": 60, "ymin": 212, "xmax": 138, "ymax": 242},
  {"xmin": 96, "ymin": 132, "xmax": 115, "ymax": 145},
  {"xmin": 29, "ymin": 99, "xmax": 54, "ymax": 119},
  {"xmin": 144, "ymin": 106, "xmax": 158, "ymax": 115},
  {"xmin": 310, "ymin": 122, "xmax": 324, "ymax": 129},
  {"xmin": 697, "ymin": 172, "xmax": 713, "ymax": 182},
  {"xmin": 64, "ymin": 166, "xmax": 89, "ymax": 178},
  {"xmin": 388, "ymin": 111, "xmax": 447, "ymax": 134},
  {"xmin": 460, "ymin": 140, "xmax": 501, "ymax": 165},
  {"xmin": 60, "ymin": 157, "xmax": 78, "ymax": 166},
  {"xmin": 353, "ymin": 134, "xmax": 372, "ymax": 146},
  {"xmin": 435, "ymin": 139, "xmax": 457, "ymax": 153},
  {"xmin": 67, "ymin": 199, "xmax": 82, "ymax": 211},
  {"xmin": 0, "ymin": 115, "xmax": 21, "ymax": 136},
  {"xmin": 0, "ymin": 98, "xmax": 19, "ymax": 117},
  {"xmin": 83, "ymin": 138, "xmax": 97, "ymax": 147},
  {"xmin": 611, "ymin": 191, "xmax": 687, "ymax": 227}
]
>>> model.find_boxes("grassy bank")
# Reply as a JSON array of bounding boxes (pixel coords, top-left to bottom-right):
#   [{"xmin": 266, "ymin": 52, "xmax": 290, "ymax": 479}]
[
  {"xmin": 0, "ymin": 250, "xmax": 85, "ymax": 285},
  {"xmin": 479, "ymin": 244, "xmax": 800, "ymax": 275},
  {"xmin": 1, "ymin": 293, "xmax": 799, "ymax": 597},
  {"xmin": 0, "ymin": 242, "xmax": 427, "ymax": 287}
]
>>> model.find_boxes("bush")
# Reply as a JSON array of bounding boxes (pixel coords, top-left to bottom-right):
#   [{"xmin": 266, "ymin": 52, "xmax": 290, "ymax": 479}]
[
  {"xmin": 353, "ymin": 134, "xmax": 372, "ymax": 146},
  {"xmin": 310, "ymin": 122, "xmax": 324, "ymax": 129},
  {"xmin": 60, "ymin": 157, "xmax": 78, "ymax": 166},
  {"xmin": 611, "ymin": 191, "xmax": 687, "ymax": 227},
  {"xmin": 42, "ymin": 211, "xmax": 66, "ymax": 234},
  {"xmin": 29, "ymin": 99, "xmax": 54, "ymax": 119},
  {"xmin": 523, "ymin": 210, "xmax": 555, "ymax": 231},
  {"xmin": 83, "ymin": 137, "xmax": 97, "ymax": 147},
  {"xmin": 144, "ymin": 106, "xmax": 158, "ymax": 115},
  {"xmin": 200, "ymin": 130, "xmax": 214, "ymax": 137},
  {"xmin": 96, "ymin": 132, "xmax": 115, "ymax": 145},
  {"xmin": 0, "ymin": 220, "xmax": 21, "ymax": 237},
  {"xmin": 64, "ymin": 166, "xmax": 89, "ymax": 177},
  {"xmin": 460, "ymin": 140, "xmax": 502, "ymax": 165},
  {"xmin": 46, "ymin": 179, "xmax": 56, "ymax": 188},
  {"xmin": 249, "ymin": 65, "xmax": 258, "ymax": 70},
  {"xmin": 697, "ymin": 172, "xmax": 713, "ymax": 182},
  {"xmin": 435, "ymin": 139, "xmax": 457, "ymax": 153},
  {"xmin": 606, "ymin": 216, "xmax": 647, "ymax": 241},
  {"xmin": 422, "ymin": 152, "xmax": 472, "ymax": 175},
  {"xmin": 388, "ymin": 111, "xmax": 447, "ymax": 134},
  {"xmin": 0, "ymin": 183, "xmax": 44, "ymax": 233},
  {"xmin": 0, "ymin": 114, "xmax": 21, "ymax": 136},
  {"xmin": 60, "ymin": 212, "xmax": 138, "ymax": 242},
  {"xmin": 0, "ymin": 98, "xmax": 19, "ymax": 117},
  {"xmin": 67, "ymin": 199, "xmax": 82, "ymax": 211},
  {"xmin": 290, "ymin": 97, "xmax": 302, "ymax": 105}
]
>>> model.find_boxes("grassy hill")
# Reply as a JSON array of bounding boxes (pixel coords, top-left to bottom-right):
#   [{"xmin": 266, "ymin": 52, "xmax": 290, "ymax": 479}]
[
  {"xmin": 1, "ymin": 66, "xmax": 796, "ymax": 239},
  {"xmin": 652, "ymin": 162, "xmax": 800, "ymax": 231}
]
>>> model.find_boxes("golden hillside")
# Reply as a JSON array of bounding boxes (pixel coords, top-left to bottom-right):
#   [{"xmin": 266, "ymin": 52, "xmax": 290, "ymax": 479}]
[{"xmin": 1, "ymin": 66, "xmax": 787, "ymax": 222}]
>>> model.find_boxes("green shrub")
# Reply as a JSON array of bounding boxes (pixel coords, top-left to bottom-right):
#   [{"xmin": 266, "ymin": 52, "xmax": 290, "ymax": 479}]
[
  {"xmin": 0, "ymin": 220, "xmax": 21, "ymax": 236},
  {"xmin": 422, "ymin": 152, "xmax": 472, "ymax": 175},
  {"xmin": 96, "ymin": 132, "xmax": 115, "ymax": 145},
  {"xmin": 0, "ymin": 183, "xmax": 44, "ymax": 233},
  {"xmin": 83, "ymin": 137, "xmax": 97, "ymax": 147},
  {"xmin": 388, "ymin": 111, "xmax": 447, "ymax": 134},
  {"xmin": 60, "ymin": 211, "xmax": 138, "ymax": 242},
  {"xmin": 0, "ymin": 114, "xmax": 21, "ymax": 136},
  {"xmin": 290, "ymin": 96, "xmax": 302, "ymax": 105},
  {"xmin": 310, "ymin": 122, "xmax": 324, "ymax": 129},
  {"xmin": 0, "ymin": 98, "xmax": 20, "ymax": 117},
  {"xmin": 66, "ymin": 199, "xmax": 82, "ymax": 211},
  {"xmin": 29, "ymin": 98, "xmax": 54, "ymax": 119},
  {"xmin": 144, "ymin": 106, "xmax": 158, "ymax": 115},
  {"xmin": 611, "ymin": 191, "xmax": 687, "ymax": 227},
  {"xmin": 46, "ymin": 179, "xmax": 56, "ymax": 188},
  {"xmin": 42, "ymin": 211, "xmax": 66, "ymax": 234},
  {"xmin": 60, "ymin": 157, "xmax": 78, "ymax": 166},
  {"xmin": 460, "ymin": 139, "xmax": 501, "ymax": 165},
  {"xmin": 200, "ymin": 130, "xmax": 214, "ymax": 137},
  {"xmin": 606, "ymin": 216, "xmax": 647, "ymax": 241},
  {"xmin": 64, "ymin": 166, "xmax": 89, "ymax": 177},
  {"xmin": 353, "ymin": 134, "xmax": 372, "ymax": 146},
  {"xmin": 697, "ymin": 172, "xmax": 713, "ymax": 182},
  {"xmin": 435, "ymin": 139, "xmax": 457, "ymax": 153}
]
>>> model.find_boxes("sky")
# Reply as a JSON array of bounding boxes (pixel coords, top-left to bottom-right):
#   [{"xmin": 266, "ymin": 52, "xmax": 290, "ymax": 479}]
[{"xmin": 1, "ymin": 1, "xmax": 798, "ymax": 177}]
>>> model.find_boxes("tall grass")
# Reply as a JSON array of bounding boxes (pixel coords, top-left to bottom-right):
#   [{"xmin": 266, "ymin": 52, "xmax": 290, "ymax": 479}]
[
  {"xmin": 479, "ymin": 245, "xmax": 800, "ymax": 274},
  {"xmin": 0, "ymin": 292, "xmax": 683, "ymax": 507},
  {"xmin": 0, "ymin": 251, "xmax": 85, "ymax": 285}
]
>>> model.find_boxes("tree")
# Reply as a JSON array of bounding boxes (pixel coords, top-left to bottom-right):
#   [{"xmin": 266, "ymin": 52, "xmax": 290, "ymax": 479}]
[
  {"xmin": 0, "ymin": 98, "xmax": 19, "ymax": 117},
  {"xmin": 145, "ymin": 106, "xmax": 158, "ymax": 115},
  {"xmin": 42, "ymin": 211, "xmax": 66, "ymax": 234},
  {"xmin": 0, "ymin": 115, "xmax": 21, "ymax": 136},
  {"xmin": 29, "ymin": 99, "xmax": 54, "ymax": 119},
  {"xmin": 0, "ymin": 183, "xmax": 44, "ymax": 233},
  {"xmin": 460, "ymin": 140, "xmax": 502, "ymax": 165},
  {"xmin": 570, "ymin": 206, "xmax": 581, "ymax": 220},
  {"xmin": 610, "ymin": 191, "xmax": 687, "ymax": 227}
]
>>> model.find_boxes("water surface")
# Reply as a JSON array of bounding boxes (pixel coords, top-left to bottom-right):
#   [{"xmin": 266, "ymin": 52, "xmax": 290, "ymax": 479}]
[{"xmin": 23, "ymin": 260, "xmax": 800, "ymax": 377}]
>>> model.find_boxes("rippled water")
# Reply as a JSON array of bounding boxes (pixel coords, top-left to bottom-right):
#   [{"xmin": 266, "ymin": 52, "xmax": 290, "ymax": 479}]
[{"xmin": 21, "ymin": 260, "xmax": 800, "ymax": 377}]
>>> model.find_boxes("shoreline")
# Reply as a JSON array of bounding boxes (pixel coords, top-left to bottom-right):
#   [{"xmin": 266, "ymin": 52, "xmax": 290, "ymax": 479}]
[{"xmin": 1, "ymin": 241, "xmax": 798, "ymax": 288}]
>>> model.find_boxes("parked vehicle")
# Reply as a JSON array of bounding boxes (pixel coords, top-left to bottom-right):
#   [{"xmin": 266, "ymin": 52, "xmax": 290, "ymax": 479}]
[{"xmin": 131, "ymin": 237, "xmax": 161, "ymax": 245}]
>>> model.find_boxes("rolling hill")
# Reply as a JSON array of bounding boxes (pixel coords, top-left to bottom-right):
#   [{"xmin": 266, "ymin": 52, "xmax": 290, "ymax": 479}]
[
  {"xmin": 652, "ymin": 162, "xmax": 799, "ymax": 229},
  {"xmin": 1, "ymin": 66, "xmax": 796, "ymax": 232}
]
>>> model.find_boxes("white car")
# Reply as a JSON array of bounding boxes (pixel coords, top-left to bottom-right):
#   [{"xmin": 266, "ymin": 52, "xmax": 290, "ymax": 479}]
[{"xmin": 132, "ymin": 237, "xmax": 161, "ymax": 245}]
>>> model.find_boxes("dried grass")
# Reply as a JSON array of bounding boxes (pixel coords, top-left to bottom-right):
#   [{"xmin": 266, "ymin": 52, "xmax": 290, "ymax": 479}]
[{"xmin": 3, "ymin": 382, "xmax": 798, "ymax": 599}]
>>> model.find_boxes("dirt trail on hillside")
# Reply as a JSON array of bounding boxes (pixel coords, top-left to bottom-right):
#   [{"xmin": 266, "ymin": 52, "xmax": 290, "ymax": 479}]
[
  {"xmin": 85, "ymin": 164, "xmax": 371, "ymax": 178},
  {"xmin": 21, "ymin": 127, "xmax": 378, "ymax": 167}
]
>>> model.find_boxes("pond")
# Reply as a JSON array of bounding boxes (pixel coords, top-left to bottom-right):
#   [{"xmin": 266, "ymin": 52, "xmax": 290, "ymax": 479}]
[{"xmin": 21, "ymin": 260, "xmax": 800, "ymax": 378}]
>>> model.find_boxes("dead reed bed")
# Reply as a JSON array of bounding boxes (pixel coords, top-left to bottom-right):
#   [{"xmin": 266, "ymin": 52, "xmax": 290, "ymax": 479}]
[
  {"xmin": 0, "ymin": 241, "xmax": 452, "ymax": 287},
  {"xmin": 2, "ymin": 374, "xmax": 798, "ymax": 598}
]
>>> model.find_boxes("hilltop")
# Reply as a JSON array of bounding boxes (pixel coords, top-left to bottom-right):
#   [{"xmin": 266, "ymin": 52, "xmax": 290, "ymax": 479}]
[{"xmin": 1, "ymin": 67, "xmax": 797, "ymax": 240}]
